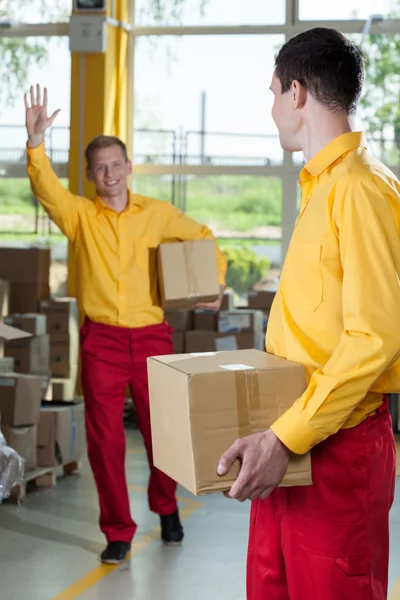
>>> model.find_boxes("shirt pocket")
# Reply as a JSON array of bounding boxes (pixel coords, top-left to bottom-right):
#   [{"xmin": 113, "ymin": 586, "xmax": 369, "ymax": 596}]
[{"xmin": 280, "ymin": 241, "xmax": 323, "ymax": 311}]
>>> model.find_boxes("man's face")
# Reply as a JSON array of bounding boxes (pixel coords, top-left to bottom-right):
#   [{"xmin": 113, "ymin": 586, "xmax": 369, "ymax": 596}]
[
  {"xmin": 87, "ymin": 145, "xmax": 132, "ymax": 197},
  {"xmin": 270, "ymin": 72, "xmax": 303, "ymax": 153}
]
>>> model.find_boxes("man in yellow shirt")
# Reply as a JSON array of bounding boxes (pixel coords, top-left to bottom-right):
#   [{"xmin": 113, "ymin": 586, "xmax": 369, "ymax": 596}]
[
  {"xmin": 218, "ymin": 28, "xmax": 399, "ymax": 600},
  {"xmin": 24, "ymin": 85, "xmax": 227, "ymax": 565}
]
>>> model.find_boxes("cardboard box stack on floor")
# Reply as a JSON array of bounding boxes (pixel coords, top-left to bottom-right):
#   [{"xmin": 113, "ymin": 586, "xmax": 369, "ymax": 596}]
[
  {"xmin": 247, "ymin": 289, "xmax": 276, "ymax": 331},
  {"xmin": 0, "ymin": 324, "xmax": 43, "ymax": 472},
  {"xmin": 148, "ymin": 349, "xmax": 312, "ymax": 495},
  {"xmin": 4, "ymin": 314, "xmax": 50, "ymax": 378}
]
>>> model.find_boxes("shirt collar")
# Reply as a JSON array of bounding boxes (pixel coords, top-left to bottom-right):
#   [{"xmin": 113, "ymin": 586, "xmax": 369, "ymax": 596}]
[
  {"xmin": 300, "ymin": 132, "xmax": 367, "ymax": 181},
  {"xmin": 94, "ymin": 191, "xmax": 144, "ymax": 214}
]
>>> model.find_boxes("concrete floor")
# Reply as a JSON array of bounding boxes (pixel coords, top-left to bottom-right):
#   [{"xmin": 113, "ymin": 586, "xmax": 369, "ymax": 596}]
[{"xmin": 0, "ymin": 429, "xmax": 398, "ymax": 600}]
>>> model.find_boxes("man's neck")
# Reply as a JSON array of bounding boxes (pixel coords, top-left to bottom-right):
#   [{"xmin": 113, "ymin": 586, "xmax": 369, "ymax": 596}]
[
  {"xmin": 99, "ymin": 189, "xmax": 129, "ymax": 214},
  {"xmin": 302, "ymin": 111, "xmax": 355, "ymax": 162}
]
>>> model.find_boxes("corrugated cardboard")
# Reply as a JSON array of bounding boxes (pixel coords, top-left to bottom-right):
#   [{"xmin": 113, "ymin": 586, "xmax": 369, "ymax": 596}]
[
  {"xmin": 194, "ymin": 310, "xmax": 218, "ymax": 332},
  {"xmin": 148, "ymin": 349, "xmax": 311, "ymax": 495},
  {"xmin": 158, "ymin": 240, "xmax": 220, "ymax": 310},
  {"xmin": 0, "ymin": 373, "xmax": 42, "ymax": 426},
  {"xmin": 49, "ymin": 334, "xmax": 79, "ymax": 379},
  {"xmin": 0, "ymin": 279, "xmax": 10, "ymax": 319},
  {"xmin": 5, "ymin": 334, "xmax": 50, "ymax": 376},
  {"xmin": 5, "ymin": 314, "xmax": 47, "ymax": 336},
  {"xmin": 0, "ymin": 247, "xmax": 50, "ymax": 284},
  {"xmin": 220, "ymin": 289, "xmax": 234, "ymax": 311},
  {"xmin": 248, "ymin": 290, "xmax": 276, "ymax": 311},
  {"xmin": 185, "ymin": 331, "xmax": 264, "ymax": 353},
  {"xmin": 0, "ymin": 323, "xmax": 32, "ymax": 342},
  {"xmin": 218, "ymin": 310, "xmax": 264, "ymax": 334},
  {"xmin": 165, "ymin": 310, "xmax": 193, "ymax": 332},
  {"xmin": 172, "ymin": 333, "xmax": 185, "ymax": 354},
  {"xmin": 10, "ymin": 282, "xmax": 50, "ymax": 314},
  {"xmin": 389, "ymin": 578, "xmax": 400, "ymax": 600},
  {"xmin": 37, "ymin": 404, "xmax": 86, "ymax": 467},
  {"xmin": 39, "ymin": 297, "xmax": 78, "ymax": 336},
  {"xmin": 2, "ymin": 424, "xmax": 37, "ymax": 472},
  {"xmin": 0, "ymin": 357, "xmax": 14, "ymax": 374}
]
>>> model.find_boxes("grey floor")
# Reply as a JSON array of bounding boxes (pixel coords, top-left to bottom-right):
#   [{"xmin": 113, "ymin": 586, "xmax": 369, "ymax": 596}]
[{"xmin": 0, "ymin": 429, "xmax": 398, "ymax": 600}]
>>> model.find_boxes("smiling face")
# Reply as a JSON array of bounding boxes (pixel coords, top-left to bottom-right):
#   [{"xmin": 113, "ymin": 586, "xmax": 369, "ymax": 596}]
[
  {"xmin": 270, "ymin": 71, "xmax": 304, "ymax": 153},
  {"xmin": 86, "ymin": 145, "xmax": 132, "ymax": 197}
]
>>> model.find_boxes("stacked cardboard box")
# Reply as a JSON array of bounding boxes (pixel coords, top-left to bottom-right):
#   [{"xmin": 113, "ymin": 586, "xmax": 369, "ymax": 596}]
[
  {"xmin": 247, "ymin": 289, "xmax": 276, "ymax": 330},
  {"xmin": 187, "ymin": 309, "xmax": 265, "ymax": 353},
  {"xmin": 39, "ymin": 298, "xmax": 79, "ymax": 403},
  {"xmin": 0, "ymin": 324, "xmax": 43, "ymax": 472},
  {"xmin": 0, "ymin": 247, "xmax": 50, "ymax": 313},
  {"xmin": 37, "ymin": 404, "xmax": 85, "ymax": 467},
  {"xmin": 165, "ymin": 310, "xmax": 193, "ymax": 354},
  {"xmin": 4, "ymin": 314, "xmax": 50, "ymax": 377}
]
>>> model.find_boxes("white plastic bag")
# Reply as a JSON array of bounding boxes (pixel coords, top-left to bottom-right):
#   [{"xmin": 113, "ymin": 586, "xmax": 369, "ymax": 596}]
[{"xmin": 0, "ymin": 422, "xmax": 24, "ymax": 502}]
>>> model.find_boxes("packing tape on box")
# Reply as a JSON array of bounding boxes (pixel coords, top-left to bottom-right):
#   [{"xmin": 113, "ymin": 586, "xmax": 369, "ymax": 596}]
[
  {"xmin": 235, "ymin": 370, "xmax": 261, "ymax": 438},
  {"xmin": 184, "ymin": 242, "xmax": 200, "ymax": 299}
]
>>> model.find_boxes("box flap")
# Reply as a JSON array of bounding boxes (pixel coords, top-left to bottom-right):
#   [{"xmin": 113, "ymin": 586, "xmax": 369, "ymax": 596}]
[{"xmin": 0, "ymin": 323, "xmax": 32, "ymax": 341}]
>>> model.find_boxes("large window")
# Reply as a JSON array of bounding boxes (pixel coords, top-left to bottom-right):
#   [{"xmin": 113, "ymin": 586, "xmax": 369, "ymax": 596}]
[{"xmin": 299, "ymin": 0, "xmax": 394, "ymax": 20}]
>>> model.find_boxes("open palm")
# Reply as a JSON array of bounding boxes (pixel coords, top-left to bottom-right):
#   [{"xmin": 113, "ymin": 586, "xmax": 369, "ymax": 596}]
[{"xmin": 24, "ymin": 85, "xmax": 60, "ymax": 146}]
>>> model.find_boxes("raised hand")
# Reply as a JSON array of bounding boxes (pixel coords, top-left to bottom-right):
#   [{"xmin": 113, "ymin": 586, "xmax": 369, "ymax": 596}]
[{"xmin": 24, "ymin": 84, "xmax": 60, "ymax": 148}]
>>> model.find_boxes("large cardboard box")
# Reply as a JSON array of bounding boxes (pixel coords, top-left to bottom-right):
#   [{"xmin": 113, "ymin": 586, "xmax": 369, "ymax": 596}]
[
  {"xmin": 0, "ymin": 373, "xmax": 42, "ymax": 426},
  {"xmin": 148, "ymin": 349, "xmax": 312, "ymax": 495},
  {"xmin": 2, "ymin": 425, "xmax": 37, "ymax": 471},
  {"xmin": 4, "ymin": 334, "xmax": 50, "ymax": 376},
  {"xmin": 10, "ymin": 282, "xmax": 50, "ymax": 314},
  {"xmin": 172, "ymin": 333, "xmax": 185, "ymax": 354},
  {"xmin": 186, "ymin": 331, "xmax": 264, "ymax": 353},
  {"xmin": 158, "ymin": 240, "xmax": 220, "ymax": 310},
  {"xmin": 389, "ymin": 579, "xmax": 400, "ymax": 600},
  {"xmin": 165, "ymin": 310, "xmax": 193, "ymax": 332},
  {"xmin": 194, "ymin": 310, "xmax": 218, "ymax": 332},
  {"xmin": 0, "ymin": 279, "xmax": 10, "ymax": 320},
  {"xmin": 0, "ymin": 247, "xmax": 50, "ymax": 284},
  {"xmin": 39, "ymin": 297, "xmax": 78, "ymax": 336},
  {"xmin": 37, "ymin": 404, "xmax": 86, "ymax": 467},
  {"xmin": 49, "ymin": 334, "xmax": 79, "ymax": 379},
  {"xmin": 218, "ymin": 310, "xmax": 264, "ymax": 334},
  {"xmin": 5, "ymin": 314, "xmax": 47, "ymax": 336},
  {"xmin": 248, "ymin": 290, "xmax": 276, "ymax": 311}
]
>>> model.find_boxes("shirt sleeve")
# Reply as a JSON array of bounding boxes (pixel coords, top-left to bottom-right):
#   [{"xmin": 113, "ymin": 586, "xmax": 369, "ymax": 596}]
[
  {"xmin": 271, "ymin": 179, "xmax": 400, "ymax": 454},
  {"xmin": 27, "ymin": 143, "xmax": 81, "ymax": 241},
  {"xmin": 162, "ymin": 204, "xmax": 227, "ymax": 285}
]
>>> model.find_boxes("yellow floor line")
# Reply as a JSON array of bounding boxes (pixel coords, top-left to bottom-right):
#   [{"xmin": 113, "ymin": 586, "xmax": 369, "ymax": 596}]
[{"xmin": 51, "ymin": 486, "xmax": 202, "ymax": 599}]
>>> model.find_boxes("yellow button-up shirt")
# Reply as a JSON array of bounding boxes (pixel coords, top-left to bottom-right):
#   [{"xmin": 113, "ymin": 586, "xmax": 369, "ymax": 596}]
[
  {"xmin": 27, "ymin": 144, "xmax": 227, "ymax": 328},
  {"xmin": 269, "ymin": 132, "xmax": 400, "ymax": 454}
]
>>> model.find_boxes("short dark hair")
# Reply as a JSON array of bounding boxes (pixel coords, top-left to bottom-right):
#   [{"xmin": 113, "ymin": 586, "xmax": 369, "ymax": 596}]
[
  {"xmin": 275, "ymin": 28, "xmax": 365, "ymax": 115},
  {"xmin": 85, "ymin": 135, "xmax": 128, "ymax": 167}
]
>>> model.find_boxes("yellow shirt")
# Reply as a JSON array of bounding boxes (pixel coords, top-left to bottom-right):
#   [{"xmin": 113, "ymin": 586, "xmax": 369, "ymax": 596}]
[
  {"xmin": 27, "ymin": 144, "xmax": 227, "ymax": 328},
  {"xmin": 269, "ymin": 132, "xmax": 400, "ymax": 454}
]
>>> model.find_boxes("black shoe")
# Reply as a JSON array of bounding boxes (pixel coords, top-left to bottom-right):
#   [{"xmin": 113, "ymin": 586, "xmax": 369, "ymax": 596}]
[
  {"xmin": 100, "ymin": 541, "xmax": 131, "ymax": 564},
  {"xmin": 160, "ymin": 510, "xmax": 184, "ymax": 546}
]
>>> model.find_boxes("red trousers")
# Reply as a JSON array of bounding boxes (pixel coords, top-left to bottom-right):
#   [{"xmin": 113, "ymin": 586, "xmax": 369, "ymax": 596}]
[
  {"xmin": 247, "ymin": 400, "xmax": 396, "ymax": 600},
  {"xmin": 80, "ymin": 319, "xmax": 178, "ymax": 543}
]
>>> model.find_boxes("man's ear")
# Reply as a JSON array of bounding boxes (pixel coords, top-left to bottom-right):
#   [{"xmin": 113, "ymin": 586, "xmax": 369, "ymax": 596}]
[
  {"xmin": 291, "ymin": 80, "xmax": 307, "ymax": 110},
  {"xmin": 127, "ymin": 160, "xmax": 133, "ymax": 176},
  {"xmin": 86, "ymin": 166, "xmax": 93, "ymax": 181}
]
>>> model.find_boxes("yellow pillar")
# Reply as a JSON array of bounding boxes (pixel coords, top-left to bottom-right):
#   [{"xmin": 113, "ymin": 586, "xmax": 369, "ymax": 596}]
[{"xmin": 67, "ymin": 0, "xmax": 131, "ymax": 297}]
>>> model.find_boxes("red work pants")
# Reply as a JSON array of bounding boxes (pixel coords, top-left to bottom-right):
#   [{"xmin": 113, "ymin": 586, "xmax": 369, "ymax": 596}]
[
  {"xmin": 80, "ymin": 319, "xmax": 178, "ymax": 543},
  {"xmin": 247, "ymin": 400, "xmax": 396, "ymax": 600}
]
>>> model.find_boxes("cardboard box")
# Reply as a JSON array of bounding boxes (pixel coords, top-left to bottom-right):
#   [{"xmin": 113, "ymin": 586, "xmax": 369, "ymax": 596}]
[
  {"xmin": 220, "ymin": 289, "xmax": 234, "ymax": 311},
  {"xmin": 185, "ymin": 331, "xmax": 264, "ymax": 353},
  {"xmin": 0, "ymin": 279, "xmax": 10, "ymax": 319},
  {"xmin": 0, "ymin": 247, "xmax": 50, "ymax": 284},
  {"xmin": 158, "ymin": 240, "xmax": 220, "ymax": 310},
  {"xmin": 5, "ymin": 313, "xmax": 47, "ymax": 336},
  {"xmin": 5, "ymin": 334, "xmax": 50, "ymax": 376},
  {"xmin": 0, "ymin": 320, "xmax": 32, "ymax": 361},
  {"xmin": 2, "ymin": 425, "xmax": 37, "ymax": 471},
  {"xmin": 0, "ymin": 373, "xmax": 42, "ymax": 426},
  {"xmin": 389, "ymin": 579, "xmax": 400, "ymax": 600},
  {"xmin": 248, "ymin": 290, "xmax": 276, "ymax": 311},
  {"xmin": 49, "ymin": 334, "xmax": 79, "ymax": 379},
  {"xmin": 44, "ymin": 378, "xmax": 78, "ymax": 403},
  {"xmin": 37, "ymin": 404, "xmax": 86, "ymax": 467},
  {"xmin": 148, "ymin": 349, "xmax": 312, "ymax": 495},
  {"xmin": 218, "ymin": 310, "xmax": 264, "ymax": 334},
  {"xmin": 165, "ymin": 310, "xmax": 193, "ymax": 332},
  {"xmin": 39, "ymin": 297, "xmax": 78, "ymax": 336},
  {"xmin": 10, "ymin": 282, "xmax": 50, "ymax": 314},
  {"xmin": 0, "ymin": 357, "xmax": 14, "ymax": 374},
  {"xmin": 194, "ymin": 310, "xmax": 218, "ymax": 332},
  {"xmin": 172, "ymin": 332, "xmax": 185, "ymax": 354}
]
